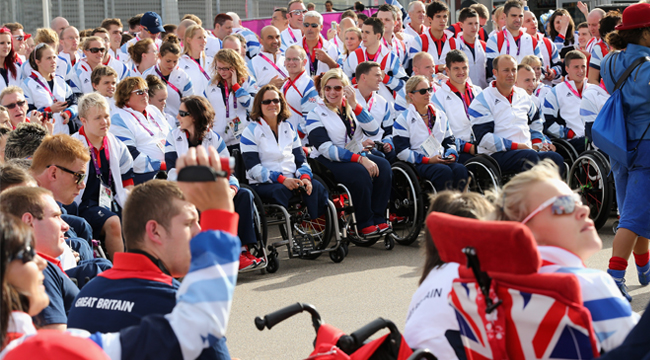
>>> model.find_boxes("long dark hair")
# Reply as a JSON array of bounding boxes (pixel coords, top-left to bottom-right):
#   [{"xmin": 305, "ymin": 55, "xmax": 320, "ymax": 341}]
[
  {"xmin": 548, "ymin": 9, "xmax": 575, "ymax": 46},
  {"xmin": 0, "ymin": 27, "xmax": 18, "ymax": 80},
  {"xmin": 180, "ymin": 95, "xmax": 215, "ymax": 144},
  {"xmin": 1, "ymin": 213, "xmax": 34, "ymax": 349}
]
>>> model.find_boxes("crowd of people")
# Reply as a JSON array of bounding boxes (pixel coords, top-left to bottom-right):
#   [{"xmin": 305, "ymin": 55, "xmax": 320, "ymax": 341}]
[{"xmin": 1, "ymin": 0, "xmax": 650, "ymax": 358}]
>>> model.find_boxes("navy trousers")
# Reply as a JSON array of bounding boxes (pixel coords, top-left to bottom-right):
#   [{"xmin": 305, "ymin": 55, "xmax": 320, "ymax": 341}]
[
  {"xmin": 251, "ymin": 179, "xmax": 328, "ymax": 220},
  {"xmin": 233, "ymin": 187, "xmax": 256, "ymax": 246},
  {"xmin": 490, "ymin": 149, "xmax": 565, "ymax": 176},
  {"xmin": 415, "ymin": 162, "xmax": 469, "ymax": 191}
]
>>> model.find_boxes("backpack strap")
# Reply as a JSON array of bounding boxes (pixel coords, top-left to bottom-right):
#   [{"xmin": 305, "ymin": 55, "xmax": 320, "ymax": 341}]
[{"xmin": 614, "ymin": 55, "xmax": 650, "ymax": 91}]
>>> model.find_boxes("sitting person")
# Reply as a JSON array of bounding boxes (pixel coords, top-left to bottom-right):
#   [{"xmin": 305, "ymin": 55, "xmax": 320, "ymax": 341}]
[
  {"xmin": 306, "ymin": 69, "xmax": 392, "ymax": 237},
  {"xmin": 404, "ymin": 190, "xmax": 493, "ymax": 359},
  {"xmin": 394, "ymin": 75, "xmax": 468, "ymax": 191},
  {"xmin": 469, "ymin": 55, "xmax": 564, "ymax": 175},
  {"xmin": 490, "ymin": 160, "xmax": 639, "ymax": 353},
  {"xmin": 90, "ymin": 65, "xmax": 118, "ymax": 112},
  {"xmin": 241, "ymin": 85, "xmax": 329, "ymax": 231}
]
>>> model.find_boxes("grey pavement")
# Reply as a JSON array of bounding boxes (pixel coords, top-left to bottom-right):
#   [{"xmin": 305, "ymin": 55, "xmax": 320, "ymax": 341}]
[{"xmin": 227, "ymin": 217, "xmax": 648, "ymax": 359}]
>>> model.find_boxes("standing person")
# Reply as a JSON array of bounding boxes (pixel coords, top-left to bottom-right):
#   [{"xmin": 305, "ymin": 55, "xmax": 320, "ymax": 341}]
[
  {"xmin": 164, "ymin": 95, "xmax": 262, "ymax": 271},
  {"xmin": 469, "ymin": 3, "xmax": 490, "ymax": 42},
  {"xmin": 142, "ymin": 35, "xmax": 194, "ymax": 119},
  {"xmin": 485, "ymin": 0, "xmax": 540, "ymax": 81},
  {"xmin": 548, "ymin": 9, "xmax": 576, "ymax": 54},
  {"xmin": 377, "ymin": 5, "xmax": 409, "ymax": 69},
  {"xmin": 441, "ymin": 8, "xmax": 488, "ymax": 88},
  {"xmin": 306, "ymin": 69, "xmax": 392, "ymax": 236},
  {"xmin": 127, "ymin": 38, "xmax": 158, "ymax": 78},
  {"xmin": 118, "ymin": 12, "xmax": 164, "ymax": 64},
  {"xmin": 601, "ymin": 2, "xmax": 650, "ymax": 302},
  {"xmin": 179, "ymin": 25, "xmax": 212, "ymax": 96},
  {"xmin": 282, "ymin": 45, "xmax": 319, "ymax": 137},
  {"xmin": 21, "ymin": 28, "xmax": 71, "ymax": 81},
  {"xmin": 433, "ymin": 50, "xmax": 482, "ymax": 163},
  {"xmin": 22, "ymin": 44, "xmax": 77, "ymax": 135},
  {"xmin": 522, "ymin": 10, "xmax": 561, "ymax": 85},
  {"xmin": 301, "ymin": 11, "xmax": 339, "ymax": 77},
  {"xmin": 100, "ymin": 18, "xmax": 124, "ymax": 62},
  {"xmin": 58, "ymin": 26, "xmax": 81, "ymax": 69},
  {"xmin": 51, "ymin": 16, "xmax": 69, "ymax": 35},
  {"xmin": 110, "ymin": 77, "xmax": 170, "ymax": 184},
  {"xmin": 250, "ymin": 26, "xmax": 287, "ymax": 88},
  {"xmin": 588, "ymin": 11, "xmax": 622, "ymax": 84},
  {"xmin": 206, "ymin": 49, "xmax": 257, "ymax": 151},
  {"xmin": 577, "ymin": 22, "xmax": 592, "ymax": 52},
  {"xmin": 90, "ymin": 28, "xmax": 130, "ymax": 83},
  {"xmin": 0, "ymin": 27, "xmax": 21, "ymax": 92},
  {"xmin": 205, "ymin": 14, "xmax": 232, "ymax": 58},
  {"xmin": 330, "ymin": 17, "xmax": 357, "ymax": 55},
  {"xmin": 271, "ymin": 8, "xmax": 289, "ymax": 33},
  {"xmin": 410, "ymin": 1, "xmax": 451, "ymax": 72},
  {"xmin": 71, "ymin": 93, "xmax": 133, "ymax": 259},
  {"xmin": 585, "ymin": 8, "xmax": 606, "ymax": 53},
  {"xmin": 226, "ymin": 12, "xmax": 261, "ymax": 60},
  {"xmin": 3, "ymin": 23, "xmax": 26, "ymax": 64},
  {"xmin": 68, "ymin": 36, "xmax": 109, "ymax": 95},
  {"xmin": 281, "ymin": 0, "xmax": 307, "ymax": 52},
  {"xmin": 404, "ymin": 1, "xmax": 429, "ymax": 39}
]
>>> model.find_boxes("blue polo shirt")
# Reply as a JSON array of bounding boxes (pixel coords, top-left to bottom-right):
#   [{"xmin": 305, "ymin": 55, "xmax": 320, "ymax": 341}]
[
  {"xmin": 67, "ymin": 252, "xmax": 179, "ymax": 333},
  {"xmin": 36, "ymin": 253, "xmax": 80, "ymax": 326}
]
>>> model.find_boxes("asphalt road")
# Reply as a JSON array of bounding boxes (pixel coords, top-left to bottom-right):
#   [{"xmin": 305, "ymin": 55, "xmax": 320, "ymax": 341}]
[{"xmin": 227, "ymin": 216, "xmax": 647, "ymax": 359}]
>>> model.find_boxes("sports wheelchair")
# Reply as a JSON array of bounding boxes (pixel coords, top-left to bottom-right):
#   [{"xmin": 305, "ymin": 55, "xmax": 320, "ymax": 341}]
[{"xmin": 232, "ymin": 150, "xmax": 345, "ymax": 275}]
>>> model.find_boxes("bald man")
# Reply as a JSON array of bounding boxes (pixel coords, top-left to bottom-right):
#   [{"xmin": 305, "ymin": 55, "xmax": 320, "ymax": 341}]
[
  {"xmin": 177, "ymin": 19, "xmax": 197, "ymax": 42},
  {"xmin": 250, "ymin": 26, "xmax": 287, "ymax": 88},
  {"xmin": 51, "ymin": 17, "xmax": 69, "ymax": 34},
  {"xmin": 329, "ymin": 17, "xmax": 356, "ymax": 54},
  {"xmin": 585, "ymin": 8, "xmax": 606, "ymax": 53},
  {"xmin": 226, "ymin": 11, "xmax": 261, "ymax": 59}
]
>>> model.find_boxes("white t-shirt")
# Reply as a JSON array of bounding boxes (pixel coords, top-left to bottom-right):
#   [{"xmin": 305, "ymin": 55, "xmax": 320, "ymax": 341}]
[{"xmin": 404, "ymin": 262, "xmax": 460, "ymax": 359}]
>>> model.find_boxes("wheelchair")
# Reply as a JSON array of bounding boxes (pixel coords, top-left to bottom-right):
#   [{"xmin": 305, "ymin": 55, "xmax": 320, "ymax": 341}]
[
  {"xmin": 308, "ymin": 157, "xmax": 397, "ymax": 251},
  {"xmin": 232, "ymin": 150, "xmax": 345, "ymax": 274}
]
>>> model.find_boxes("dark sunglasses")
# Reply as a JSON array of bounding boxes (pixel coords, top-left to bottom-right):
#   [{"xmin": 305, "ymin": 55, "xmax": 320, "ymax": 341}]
[
  {"xmin": 48, "ymin": 164, "xmax": 86, "ymax": 185},
  {"xmin": 303, "ymin": 23, "xmax": 320, "ymax": 28},
  {"xmin": 411, "ymin": 87, "xmax": 433, "ymax": 95},
  {"xmin": 8, "ymin": 245, "xmax": 35, "ymax": 264},
  {"xmin": 179, "ymin": 110, "xmax": 191, "ymax": 117},
  {"xmin": 13, "ymin": 35, "xmax": 24, "ymax": 41},
  {"xmin": 88, "ymin": 47, "xmax": 106, "ymax": 54},
  {"xmin": 3, "ymin": 100, "xmax": 26, "ymax": 109},
  {"xmin": 131, "ymin": 88, "xmax": 149, "ymax": 96},
  {"xmin": 261, "ymin": 99, "xmax": 281, "ymax": 105},
  {"xmin": 324, "ymin": 85, "xmax": 343, "ymax": 92}
]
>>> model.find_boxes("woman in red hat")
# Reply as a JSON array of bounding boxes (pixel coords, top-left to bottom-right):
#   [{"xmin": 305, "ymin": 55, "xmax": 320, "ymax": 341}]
[{"xmin": 600, "ymin": 2, "xmax": 650, "ymax": 302}]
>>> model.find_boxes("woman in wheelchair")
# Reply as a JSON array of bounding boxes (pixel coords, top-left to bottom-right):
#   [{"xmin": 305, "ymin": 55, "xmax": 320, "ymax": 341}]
[
  {"xmin": 491, "ymin": 160, "xmax": 638, "ymax": 353},
  {"xmin": 164, "ymin": 95, "xmax": 263, "ymax": 270},
  {"xmin": 240, "ymin": 85, "xmax": 329, "ymax": 223},
  {"xmin": 393, "ymin": 76, "xmax": 469, "ymax": 192},
  {"xmin": 306, "ymin": 69, "xmax": 392, "ymax": 237}
]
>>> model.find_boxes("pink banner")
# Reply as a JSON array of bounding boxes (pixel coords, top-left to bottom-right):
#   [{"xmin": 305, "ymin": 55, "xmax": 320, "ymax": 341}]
[{"xmin": 241, "ymin": 9, "xmax": 378, "ymax": 38}]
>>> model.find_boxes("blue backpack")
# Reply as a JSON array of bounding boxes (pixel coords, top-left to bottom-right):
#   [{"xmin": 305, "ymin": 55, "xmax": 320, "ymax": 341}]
[{"xmin": 592, "ymin": 54, "xmax": 650, "ymax": 167}]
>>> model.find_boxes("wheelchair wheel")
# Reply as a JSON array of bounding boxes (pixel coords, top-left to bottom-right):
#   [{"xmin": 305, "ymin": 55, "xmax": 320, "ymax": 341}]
[
  {"xmin": 552, "ymin": 138, "xmax": 579, "ymax": 180},
  {"xmin": 389, "ymin": 162, "xmax": 424, "ymax": 246},
  {"xmin": 241, "ymin": 185, "xmax": 268, "ymax": 263},
  {"xmin": 463, "ymin": 155, "xmax": 501, "ymax": 194},
  {"xmin": 568, "ymin": 151, "xmax": 614, "ymax": 230},
  {"xmin": 293, "ymin": 175, "xmax": 334, "ymax": 260}
]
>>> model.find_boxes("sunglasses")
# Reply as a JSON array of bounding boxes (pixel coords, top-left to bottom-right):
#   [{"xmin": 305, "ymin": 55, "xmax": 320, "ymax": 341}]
[
  {"xmin": 179, "ymin": 110, "xmax": 191, "ymax": 117},
  {"xmin": 88, "ymin": 47, "xmax": 106, "ymax": 54},
  {"xmin": 8, "ymin": 245, "xmax": 35, "ymax": 264},
  {"xmin": 3, "ymin": 100, "xmax": 26, "ymax": 109},
  {"xmin": 290, "ymin": 9, "xmax": 307, "ymax": 15},
  {"xmin": 261, "ymin": 98, "xmax": 281, "ymax": 105},
  {"xmin": 324, "ymin": 85, "xmax": 343, "ymax": 92},
  {"xmin": 12, "ymin": 35, "xmax": 24, "ymax": 41},
  {"xmin": 303, "ymin": 23, "xmax": 320, "ymax": 28},
  {"xmin": 131, "ymin": 88, "xmax": 149, "ymax": 96},
  {"xmin": 521, "ymin": 194, "xmax": 582, "ymax": 225},
  {"xmin": 411, "ymin": 87, "xmax": 433, "ymax": 95},
  {"xmin": 48, "ymin": 164, "xmax": 86, "ymax": 185}
]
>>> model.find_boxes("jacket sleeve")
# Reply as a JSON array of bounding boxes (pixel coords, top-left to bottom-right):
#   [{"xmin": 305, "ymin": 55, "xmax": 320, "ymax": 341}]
[
  {"xmin": 393, "ymin": 113, "xmax": 427, "ymax": 164},
  {"xmin": 110, "ymin": 113, "xmax": 162, "ymax": 173},
  {"xmin": 484, "ymin": 33, "xmax": 499, "ymax": 82},
  {"xmin": 233, "ymin": 81, "xmax": 253, "ymax": 111},
  {"xmin": 441, "ymin": 112, "xmax": 458, "ymax": 159},
  {"xmin": 117, "ymin": 139, "xmax": 135, "ymax": 186},
  {"xmin": 381, "ymin": 102, "xmax": 395, "ymax": 149},
  {"xmin": 527, "ymin": 98, "xmax": 545, "ymax": 145},
  {"xmin": 164, "ymin": 131, "xmax": 178, "ymax": 171},
  {"xmin": 291, "ymin": 125, "xmax": 312, "ymax": 180},
  {"xmin": 469, "ymin": 93, "xmax": 517, "ymax": 154},
  {"xmin": 63, "ymin": 82, "xmax": 78, "ymax": 119},
  {"xmin": 242, "ymin": 29, "xmax": 261, "ymax": 59},
  {"xmin": 306, "ymin": 109, "xmax": 361, "ymax": 163},
  {"xmin": 383, "ymin": 53, "xmax": 405, "ymax": 93},
  {"xmin": 542, "ymin": 87, "xmax": 570, "ymax": 138}
]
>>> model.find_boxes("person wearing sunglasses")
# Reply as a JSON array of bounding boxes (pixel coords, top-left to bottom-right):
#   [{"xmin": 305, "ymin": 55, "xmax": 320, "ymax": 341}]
[
  {"xmin": 68, "ymin": 36, "xmax": 110, "ymax": 95},
  {"xmin": 0, "ymin": 27, "xmax": 21, "ymax": 92},
  {"xmin": 0, "ymin": 86, "xmax": 46, "ymax": 131},
  {"xmin": 300, "ymin": 11, "xmax": 339, "ymax": 78},
  {"xmin": 280, "ymin": 0, "xmax": 307, "ymax": 52},
  {"xmin": 110, "ymin": 77, "xmax": 171, "ymax": 184},
  {"xmin": 21, "ymin": 44, "xmax": 77, "ymax": 135},
  {"xmin": 306, "ymin": 69, "xmax": 391, "ymax": 237},
  {"xmin": 207, "ymin": 49, "xmax": 257, "ymax": 152},
  {"xmin": 491, "ymin": 160, "xmax": 638, "ymax": 353},
  {"xmin": 394, "ymin": 75, "xmax": 468, "ymax": 192},
  {"xmin": 2, "ymin": 23, "xmax": 26, "ymax": 64},
  {"xmin": 90, "ymin": 28, "xmax": 130, "ymax": 85},
  {"xmin": 70, "ymin": 93, "xmax": 133, "ymax": 259}
]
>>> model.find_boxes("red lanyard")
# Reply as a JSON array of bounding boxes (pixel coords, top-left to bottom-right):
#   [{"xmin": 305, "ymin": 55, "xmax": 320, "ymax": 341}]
[
  {"xmin": 155, "ymin": 66, "xmax": 182, "ymax": 98},
  {"xmin": 535, "ymin": 86, "xmax": 542, "ymax": 97},
  {"xmin": 223, "ymin": 81, "xmax": 238, "ymax": 118},
  {"xmin": 365, "ymin": 44, "xmax": 382, "ymax": 62},
  {"xmin": 187, "ymin": 55, "xmax": 210, "ymax": 81},
  {"xmin": 303, "ymin": 37, "xmax": 323, "ymax": 76},
  {"xmin": 504, "ymin": 30, "xmax": 521, "ymax": 56},
  {"xmin": 283, "ymin": 72, "xmax": 305, "ymax": 116},
  {"xmin": 29, "ymin": 72, "xmax": 57, "ymax": 102},
  {"xmin": 259, "ymin": 53, "xmax": 287, "ymax": 78},
  {"xmin": 125, "ymin": 108, "xmax": 162, "ymax": 137},
  {"xmin": 565, "ymin": 81, "xmax": 582, "ymax": 99},
  {"xmin": 84, "ymin": 130, "xmax": 112, "ymax": 188}
]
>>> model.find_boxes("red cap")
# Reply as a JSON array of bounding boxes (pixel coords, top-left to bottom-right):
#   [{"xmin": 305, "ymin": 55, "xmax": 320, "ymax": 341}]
[
  {"xmin": 4, "ymin": 330, "xmax": 110, "ymax": 360},
  {"xmin": 616, "ymin": 3, "xmax": 650, "ymax": 30},
  {"xmin": 24, "ymin": 33, "xmax": 32, "ymax": 40}
]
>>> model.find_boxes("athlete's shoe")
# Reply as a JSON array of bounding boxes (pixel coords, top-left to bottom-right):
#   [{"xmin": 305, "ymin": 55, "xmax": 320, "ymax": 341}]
[
  {"xmin": 608, "ymin": 268, "xmax": 633, "ymax": 302},
  {"xmin": 239, "ymin": 253, "xmax": 256, "ymax": 271},
  {"xmin": 361, "ymin": 225, "xmax": 380, "ymax": 236},
  {"xmin": 637, "ymin": 262, "xmax": 650, "ymax": 286}
]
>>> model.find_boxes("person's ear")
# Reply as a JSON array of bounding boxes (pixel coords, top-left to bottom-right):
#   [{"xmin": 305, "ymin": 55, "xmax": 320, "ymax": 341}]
[
  {"xmin": 145, "ymin": 220, "xmax": 164, "ymax": 246},
  {"xmin": 47, "ymin": 165, "xmax": 58, "ymax": 181},
  {"xmin": 492, "ymin": 68, "xmax": 498, "ymax": 77},
  {"xmin": 21, "ymin": 212, "xmax": 34, "ymax": 226}
]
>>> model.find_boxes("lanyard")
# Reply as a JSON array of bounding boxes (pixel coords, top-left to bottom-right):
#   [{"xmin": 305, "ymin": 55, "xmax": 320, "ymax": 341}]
[
  {"xmin": 223, "ymin": 81, "xmax": 238, "ymax": 118},
  {"xmin": 504, "ymin": 30, "xmax": 521, "ymax": 56},
  {"xmin": 29, "ymin": 73, "xmax": 57, "ymax": 102},
  {"xmin": 283, "ymin": 72, "xmax": 305, "ymax": 116},
  {"xmin": 565, "ymin": 81, "xmax": 582, "ymax": 99},
  {"xmin": 125, "ymin": 108, "xmax": 162, "ymax": 137},
  {"xmin": 89, "ymin": 138, "xmax": 112, "ymax": 188},
  {"xmin": 365, "ymin": 45, "xmax": 381, "ymax": 62},
  {"xmin": 367, "ymin": 93, "xmax": 376, "ymax": 112},
  {"xmin": 535, "ymin": 86, "xmax": 542, "ymax": 97},
  {"xmin": 338, "ymin": 104, "xmax": 356, "ymax": 140},
  {"xmin": 155, "ymin": 66, "xmax": 183, "ymax": 98},
  {"xmin": 259, "ymin": 53, "xmax": 287, "ymax": 78},
  {"xmin": 303, "ymin": 37, "xmax": 323, "ymax": 76},
  {"xmin": 427, "ymin": 105, "xmax": 436, "ymax": 134},
  {"xmin": 187, "ymin": 55, "xmax": 211, "ymax": 81},
  {"xmin": 599, "ymin": 79, "xmax": 607, "ymax": 93},
  {"xmin": 288, "ymin": 27, "xmax": 298, "ymax": 43}
]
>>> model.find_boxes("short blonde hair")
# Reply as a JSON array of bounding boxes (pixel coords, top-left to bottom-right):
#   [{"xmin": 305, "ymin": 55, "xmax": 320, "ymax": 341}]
[
  {"xmin": 78, "ymin": 93, "xmax": 110, "ymax": 119},
  {"xmin": 489, "ymin": 159, "xmax": 562, "ymax": 222},
  {"xmin": 82, "ymin": 36, "xmax": 103, "ymax": 51},
  {"xmin": 404, "ymin": 75, "xmax": 428, "ymax": 104},
  {"xmin": 35, "ymin": 28, "xmax": 59, "ymax": 47},
  {"xmin": 521, "ymin": 55, "xmax": 542, "ymax": 67},
  {"xmin": 286, "ymin": 44, "xmax": 307, "ymax": 60},
  {"xmin": 343, "ymin": 28, "xmax": 362, "ymax": 56}
]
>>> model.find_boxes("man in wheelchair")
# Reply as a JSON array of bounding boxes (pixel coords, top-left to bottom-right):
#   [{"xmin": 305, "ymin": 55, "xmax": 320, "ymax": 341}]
[{"xmin": 469, "ymin": 54, "xmax": 564, "ymax": 176}]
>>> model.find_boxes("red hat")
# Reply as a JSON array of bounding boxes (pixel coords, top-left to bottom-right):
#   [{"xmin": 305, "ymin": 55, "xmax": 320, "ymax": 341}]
[
  {"xmin": 616, "ymin": 3, "xmax": 650, "ymax": 31},
  {"xmin": 24, "ymin": 33, "xmax": 31, "ymax": 40},
  {"xmin": 4, "ymin": 330, "xmax": 110, "ymax": 360}
]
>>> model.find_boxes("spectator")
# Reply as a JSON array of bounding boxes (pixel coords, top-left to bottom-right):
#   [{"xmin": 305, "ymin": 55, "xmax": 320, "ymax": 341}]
[
  {"xmin": 4, "ymin": 122, "xmax": 46, "ymax": 160},
  {"xmin": 50, "ymin": 17, "xmax": 69, "ymax": 35},
  {"xmin": 0, "ymin": 27, "xmax": 21, "ymax": 91},
  {"xmin": 100, "ymin": 18, "xmax": 124, "ymax": 62},
  {"xmin": 325, "ymin": 0, "xmax": 334, "ymax": 12},
  {"xmin": 0, "ymin": 162, "xmax": 36, "ymax": 191},
  {"xmin": 0, "ymin": 87, "xmax": 46, "ymax": 131},
  {"xmin": 281, "ymin": 0, "xmax": 307, "ymax": 52},
  {"xmin": 58, "ymin": 26, "xmax": 81, "ymax": 68},
  {"xmin": 179, "ymin": 25, "xmax": 212, "ymax": 95},
  {"xmin": 271, "ymin": 8, "xmax": 290, "ymax": 32},
  {"xmin": 118, "ymin": 12, "xmax": 164, "ymax": 64},
  {"xmin": 127, "ymin": 38, "xmax": 157, "ymax": 77}
]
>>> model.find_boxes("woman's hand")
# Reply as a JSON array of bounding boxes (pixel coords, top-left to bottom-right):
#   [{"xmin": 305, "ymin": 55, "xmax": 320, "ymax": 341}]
[
  {"xmin": 61, "ymin": 111, "xmax": 70, "ymax": 124},
  {"xmin": 51, "ymin": 100, "xmax": 67, "ymax": 113},
  {"xmin": 360, "ymin": 156, "xmax": 379, "ymax": 177},
  {"xmin": 343, "ymin": 85, "xmax": 357, "ymax": 108},
  {"xmin": 558, "ymin": 15, "xmax": 571, "ymax": 36},
  {"xmin": 229, "ymin": 69, "xmax": 238, "ymax": 86},
  {"xmin": 428, "ymin": 155, "xmax": 453, "ymax": 165},
  {"xmin": 283, "ymin": 177, "xmax": 303, "ymax": 191},
  {"xmin": 301, "ymin": 178, "xmax": 313, "ymax": 195}
]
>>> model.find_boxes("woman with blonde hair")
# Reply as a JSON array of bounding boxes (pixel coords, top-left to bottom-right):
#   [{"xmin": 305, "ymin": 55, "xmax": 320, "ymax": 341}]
[
  {"xmin": 337, "ymin": 27, "xmax": 362, "ymax": 67},
  {"xmin": 179, "ymin": 25, "xmax": 212, "ymax": 95},
  {"xmin": 205, "ymin": 48, "xmax": 257, "ymax": 151},
  {"xmin": 306, "ymin": 68, "xmax": 392, "ymax": 236},
  {"xmin": 127, "ymin": 38, "xmax": 158, "ymax": 77}
]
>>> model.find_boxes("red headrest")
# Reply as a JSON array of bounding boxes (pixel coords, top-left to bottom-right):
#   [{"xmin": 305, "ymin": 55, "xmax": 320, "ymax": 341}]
[{"xmin": 426, "ymin": 212, "xmax": 541, "ymax": 274}]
